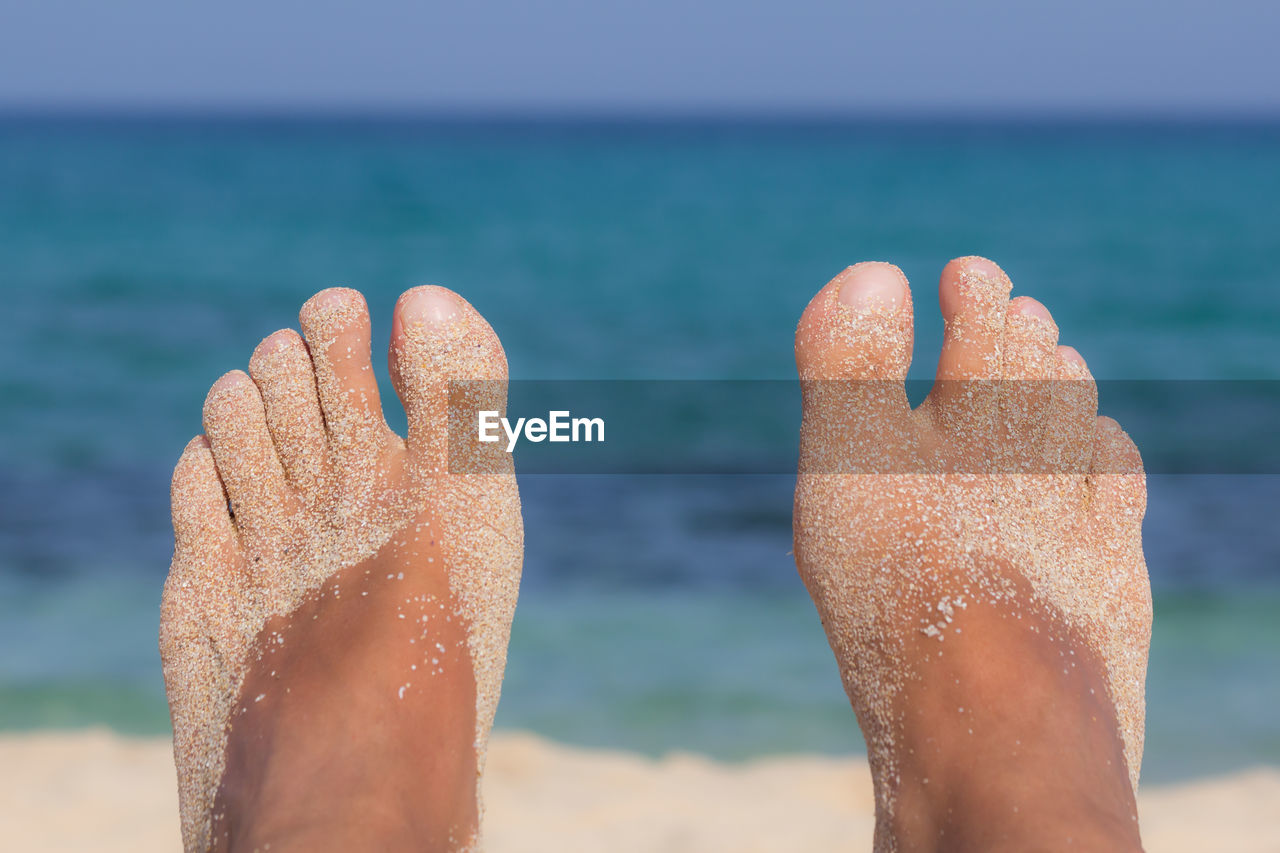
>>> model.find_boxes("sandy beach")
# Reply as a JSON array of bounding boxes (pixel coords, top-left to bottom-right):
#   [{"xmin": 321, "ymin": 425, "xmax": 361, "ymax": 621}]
[{"xmin": 2, "ymin": 729, "xmax": 1276, "ymax": 852}]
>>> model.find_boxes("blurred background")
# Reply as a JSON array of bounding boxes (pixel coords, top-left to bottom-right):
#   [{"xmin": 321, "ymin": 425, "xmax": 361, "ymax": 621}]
[{"xmin": 1, "ymin": 0, "xmax": 1278, "ymax": 786}]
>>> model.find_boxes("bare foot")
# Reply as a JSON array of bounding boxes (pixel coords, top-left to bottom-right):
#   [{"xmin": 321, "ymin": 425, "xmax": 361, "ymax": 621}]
[
  {"xmin": 793, "ymin": 258, "xmax": 1151, "ymax": 852},
  {"xmin": 160, "ymin": 287, "xmax": 522, "ymax": 851}
]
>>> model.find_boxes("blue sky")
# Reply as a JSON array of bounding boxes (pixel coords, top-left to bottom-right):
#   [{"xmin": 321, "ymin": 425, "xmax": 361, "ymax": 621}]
[{"xmin": 2, "ymin": 0, "xmax": 1276, "ymax": 113}]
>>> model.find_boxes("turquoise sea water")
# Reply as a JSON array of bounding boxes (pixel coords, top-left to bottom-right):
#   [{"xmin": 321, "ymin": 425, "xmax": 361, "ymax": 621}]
[{"xmin": 0, "ymin": 117, "xmax": 1277, "ymax": 783}]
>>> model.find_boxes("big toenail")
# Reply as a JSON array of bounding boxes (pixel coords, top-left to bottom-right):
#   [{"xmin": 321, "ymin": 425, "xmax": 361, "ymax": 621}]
[
  {"xmin": 838, "ymin": 265, "xmax": 905, "ymax": 313},
  {"xmin": 402, "ymin": 289, "xmax": 460, "ymax": 325}
]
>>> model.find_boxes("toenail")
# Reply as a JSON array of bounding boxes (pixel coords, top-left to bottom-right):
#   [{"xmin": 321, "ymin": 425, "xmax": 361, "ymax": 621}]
[
  {"xmin": 960, "ymin": 256, "xmax": 1004, "ymax": 280},
  {"xmin": 1015, "ymin": 297, "xmax": 1053, "ymax": 323},
  {"xmin": 401, "ymin": 289, "xmax": 460, "ymax": 325},
  {"xmin": 1057, "ymin": 345, "xmax": 1086, "ymax": 367},
  {"xmin": 213, "ymin": 371, "xmax": 252, "ymax": 393},
  {"xmin": 255, "ymin": 330, "xmax": 296, "ymax": 357},
  {"xmin": 308, "ymin": 288, "xmax": 357, "ymax": 312},
  {"xmin": 837, "ymin": 264, "xmax": 905, "ymax": 313}
]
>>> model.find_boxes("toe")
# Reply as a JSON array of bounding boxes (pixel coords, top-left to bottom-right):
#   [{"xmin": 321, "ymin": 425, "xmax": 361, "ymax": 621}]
[
  {"xmin": 162, "ymin": 439, "xmax": 245, "ymax": 841},
  {"xmin": 999, "ymin": 296, "xmax": 1059, "ymax": 468},
  {"xmin": 170, "ymin": 435, "xmax": 237, "ymax": 559},
  {"xmin": 249, "ymin": 329, "xmax": 330, "ymax": 500},
  {"xmin": 1087, "ymin": 416, "xmax": 1146, "ymax": 531},
  {"xmin": 795, "ymin": 262, "xmax": 914, "ymax": 382},
  {"xmin": 389, "ymin": 286, "xmax": 510, "ymax": 475},
  {"xmin": 1042, "ymin": 345, "xmax": 1099, "ymax": 477},
  {"xmin": 1086, "ymin": 416, "xmax": 1150, "ymax": 658},
  {"xmin": 299, "ymin": 288, "xmax": 395, "ymax": 467},
  {"xmin": 795, "ymin": 263, "xmax": 914, "ymax": 469},
  {"xmin": 202, "ymin": 370, "xmax": 297, "ymax": 539},
  {"xmin": 164, "ymin": 435, "xmax": 246, "ymax": 665},
  {"xmin": 924, "ymin": 256, "xmax": 1013, "ymax": 437}
]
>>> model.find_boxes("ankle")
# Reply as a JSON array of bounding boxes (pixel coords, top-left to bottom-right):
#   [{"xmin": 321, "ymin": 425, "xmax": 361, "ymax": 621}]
[
  {"xmin": 877, "ymin": 597, "xmax": 1142, "ymax": 851},
  {"xmin": 213, "ymin": 694, "xmax": 479, "ymax": 852},
  {"xmin": 889, "ymin": 759, "xmax": 1142, "ymax": 852},
  {"xmin": 222, "ymin": 784, "xmax": 477, "ymax": 853}
]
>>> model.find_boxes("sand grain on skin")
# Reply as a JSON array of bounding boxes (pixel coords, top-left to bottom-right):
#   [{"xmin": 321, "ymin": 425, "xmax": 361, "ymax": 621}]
[
  {"xmin": 794, "ymin": 263, "xmax": 1151, "ymax": 836},
  {"xmin": 161, "ymin": 291, "xmax": 521, "ymax": 851}
]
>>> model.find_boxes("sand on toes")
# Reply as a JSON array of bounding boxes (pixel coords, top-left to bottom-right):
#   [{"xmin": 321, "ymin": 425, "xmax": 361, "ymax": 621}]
[
  {"xmin": 160, "ymin": 286, "xmax": 522, "ymax": 852},
  {"xmin": 792, "ymin": 258, "xmax": 1151, "ymax": 845}
]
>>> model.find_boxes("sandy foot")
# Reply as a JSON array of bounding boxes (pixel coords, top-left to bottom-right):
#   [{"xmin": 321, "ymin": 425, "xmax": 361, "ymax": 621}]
[
  {"xmin": 160, "ymin": 286, "xmax": 521, "ymax": 850},
  {"xmin": 793, "ymin": 258, "xmax": 1152, "ymax": 850}
]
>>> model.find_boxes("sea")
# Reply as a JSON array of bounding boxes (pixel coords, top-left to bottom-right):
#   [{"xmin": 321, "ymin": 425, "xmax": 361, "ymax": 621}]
[{"xmin": 0, "ymin": 116, "xmax": 1277, "ymax": 784}]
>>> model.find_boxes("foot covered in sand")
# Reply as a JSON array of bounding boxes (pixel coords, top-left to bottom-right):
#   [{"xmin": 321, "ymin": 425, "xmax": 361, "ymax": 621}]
[
  {"xmin": 794, "ymin": 258, "xmax": 1151, "ymax": 851},
  {"xmin": 161, "ymin": 287, "xmax": 522, "ymax": 852}
]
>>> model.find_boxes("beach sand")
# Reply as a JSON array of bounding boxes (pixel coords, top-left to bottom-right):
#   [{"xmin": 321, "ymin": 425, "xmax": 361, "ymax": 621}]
[{"xmin": 1, "ymin": 729, "xmax": 1276, "ymax": 852}]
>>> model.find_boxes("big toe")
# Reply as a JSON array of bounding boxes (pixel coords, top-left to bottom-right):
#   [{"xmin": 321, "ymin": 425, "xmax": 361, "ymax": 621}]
[
  {"xmin": 795, "ymin": 262, "xmax": 913, "ymax": 381},
  {"xmin": 389, "ymin": 286, "xmax": 509, "ymax": 475},
  {"xmin": 795, "ymin": 263, "xmax": 915, "ymax": 470}
]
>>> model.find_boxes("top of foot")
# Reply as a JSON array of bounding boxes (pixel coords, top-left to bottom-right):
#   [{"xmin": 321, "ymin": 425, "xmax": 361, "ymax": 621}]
[
  {"xmin": 793, "ymin": 258, "xmax": 1151, "ymax": 849},
  {"xmin": 161, "ymin": 286, "xmax": 522, "ymax": 851}
]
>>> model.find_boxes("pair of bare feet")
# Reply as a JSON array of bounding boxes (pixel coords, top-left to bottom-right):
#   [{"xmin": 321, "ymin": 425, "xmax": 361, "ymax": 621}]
[{"xmin": 160, "ymin": 256, "xmax": 1151, "ymax": 852}]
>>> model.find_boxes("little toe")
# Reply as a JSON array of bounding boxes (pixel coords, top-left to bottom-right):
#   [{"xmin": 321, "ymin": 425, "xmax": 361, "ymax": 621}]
[
  {"xmin": 249, "ymin": 329, "xmax": 330, "ymax": 499},
  {"xmin": 924, "ymin": 256, "xmax": 1014, "ymax": 438},
  {"xmin": 170, "ymin": 435, "xmax": 237, "ymax": 561},
  {"xmin": 299, "ymin": 288, "xmax": 395, "ymax": 467},
  {"xmin": 1087, "ymin": 416, "xmax": 1147, "ymax": 533},
  {"xmin": 202, "ymin": 370, "xmax": 297, "ymax": 540},
  {"xmin": 389, "ymin": 286, "xmax": 510, "ymax": 475},
  {"xmin": 999, "ymin": 296, "xmax": 1060, "ymax": 468},
  {"xmin": 795, "ymin": 263, "xmax": 915, "ymax": 468},
  {"xmin": 161, "ymin": 432, "xmax": 244, "ymax": 853},
  {"xmin": 1043, "ymin": 345, "xmax": 1100, "ymax": 477},
  {"xmin": 1086, "ymin": 416, "xmax": 1151, "ymax": 667},
  {"xmin": 163, "ymin": 435, "xmax": 247, "ymax": 659}
]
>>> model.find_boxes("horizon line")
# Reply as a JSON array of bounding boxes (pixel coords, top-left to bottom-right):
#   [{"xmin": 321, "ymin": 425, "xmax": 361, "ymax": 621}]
[{"xmin": 2, "ymin": 103, "xmax": 1279, "ymax": 125}]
